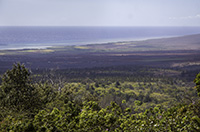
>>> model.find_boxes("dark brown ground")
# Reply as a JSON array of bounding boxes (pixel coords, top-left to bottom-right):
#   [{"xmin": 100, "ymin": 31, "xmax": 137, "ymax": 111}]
[{"xmin": 0, "ymin": 34, "xmax": 200, "ymax": 72}]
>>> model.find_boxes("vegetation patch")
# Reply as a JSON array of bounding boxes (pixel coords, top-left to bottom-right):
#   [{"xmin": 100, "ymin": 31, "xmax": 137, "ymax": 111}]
[
  {"xmin": 0, "ymin": 63, "xmax": 200, "ymax": 131},
  {"xmin": 20, "ymin": 49, "xmax": 54, "ymax": 53},
  {"xmin": 0, "ymin": 53, "xmax": 5, "ymax": 55},
  {"xmin": 74, "ymin": 46, "xmax": 90, "ymax": 49}
]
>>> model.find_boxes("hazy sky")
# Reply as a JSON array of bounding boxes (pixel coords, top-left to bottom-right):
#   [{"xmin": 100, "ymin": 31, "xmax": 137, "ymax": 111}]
[{"xmin": 0, "ymin": 0, "xmax": 200, "ymax": 26}]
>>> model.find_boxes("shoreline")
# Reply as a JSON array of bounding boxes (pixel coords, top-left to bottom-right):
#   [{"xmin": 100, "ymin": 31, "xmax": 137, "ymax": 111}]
[{"xmin": 0, "ymin": 34, "xmax": 197, "ymax": 51}]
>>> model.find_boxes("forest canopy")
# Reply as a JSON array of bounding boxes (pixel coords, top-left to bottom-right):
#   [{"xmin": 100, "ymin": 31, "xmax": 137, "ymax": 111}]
[{"xmin": 0, "ymin": 63, "xmax": 200, "ymax": 131}]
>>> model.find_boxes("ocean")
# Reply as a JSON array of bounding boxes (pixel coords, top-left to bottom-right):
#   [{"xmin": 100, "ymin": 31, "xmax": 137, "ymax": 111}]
[{"xmin": 1, "ymin": 26, "xmax": 200, "ymax": 50}]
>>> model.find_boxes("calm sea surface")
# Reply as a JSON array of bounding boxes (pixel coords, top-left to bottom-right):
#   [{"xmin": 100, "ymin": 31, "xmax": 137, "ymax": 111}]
[{"xmin": 1, "ymin": 26, "xmax": 200, "ymax": 50}]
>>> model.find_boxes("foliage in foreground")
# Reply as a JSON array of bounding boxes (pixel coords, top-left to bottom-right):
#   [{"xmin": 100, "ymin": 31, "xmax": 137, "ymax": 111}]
[
  {"xmin": 1, "ymin": 101, "xmax": 200, "ymax": 132},
  {"xmin": 0, "ymin": 63, "xmax": 200, "ymax": 131}
]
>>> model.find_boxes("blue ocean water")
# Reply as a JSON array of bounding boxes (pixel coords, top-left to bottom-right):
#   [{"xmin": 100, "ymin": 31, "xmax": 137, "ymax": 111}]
[{"xmin": 0, "ymin": 26, "xmax": 200, "ymax": 50}]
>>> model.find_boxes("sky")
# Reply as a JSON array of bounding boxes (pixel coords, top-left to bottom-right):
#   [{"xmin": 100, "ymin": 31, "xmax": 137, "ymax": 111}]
[{"xmin": 0, "ymin": 0, "xmax": 200, "ymax": 26}]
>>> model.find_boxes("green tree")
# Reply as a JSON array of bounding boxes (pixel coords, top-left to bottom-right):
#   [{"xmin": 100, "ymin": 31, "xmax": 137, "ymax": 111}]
[
  {"xmin": 194, "ymin": 72, "xmax": 200, "ymax": 97},
  {"xmin": 0, "ymin": 63, "xmax": 40, "ymax": 112}
]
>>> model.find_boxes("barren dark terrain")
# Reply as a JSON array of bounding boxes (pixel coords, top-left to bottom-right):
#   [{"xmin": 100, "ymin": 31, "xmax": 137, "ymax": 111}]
[{"xmin": 0, "ymin": 34, "xmax": 200, "ymax": 72}]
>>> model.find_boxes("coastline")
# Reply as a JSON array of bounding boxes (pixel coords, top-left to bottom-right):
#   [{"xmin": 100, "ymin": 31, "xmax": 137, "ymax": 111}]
[
  {"xmin": 1, "ymin": 26, "xmax": 200, "ymax": 51},
  {"xmin": 0, "ymin": 33, "xmax": 198, "ymax": 51},
  {"xmin": 0, "ymin": 33, "xmax": 200, "ymax": 70}
]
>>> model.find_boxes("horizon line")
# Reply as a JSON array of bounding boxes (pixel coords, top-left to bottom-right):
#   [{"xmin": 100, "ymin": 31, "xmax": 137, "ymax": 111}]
[{"xmin": 1, "ymin": 25, "xmax": 200, "ymax": 28}]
